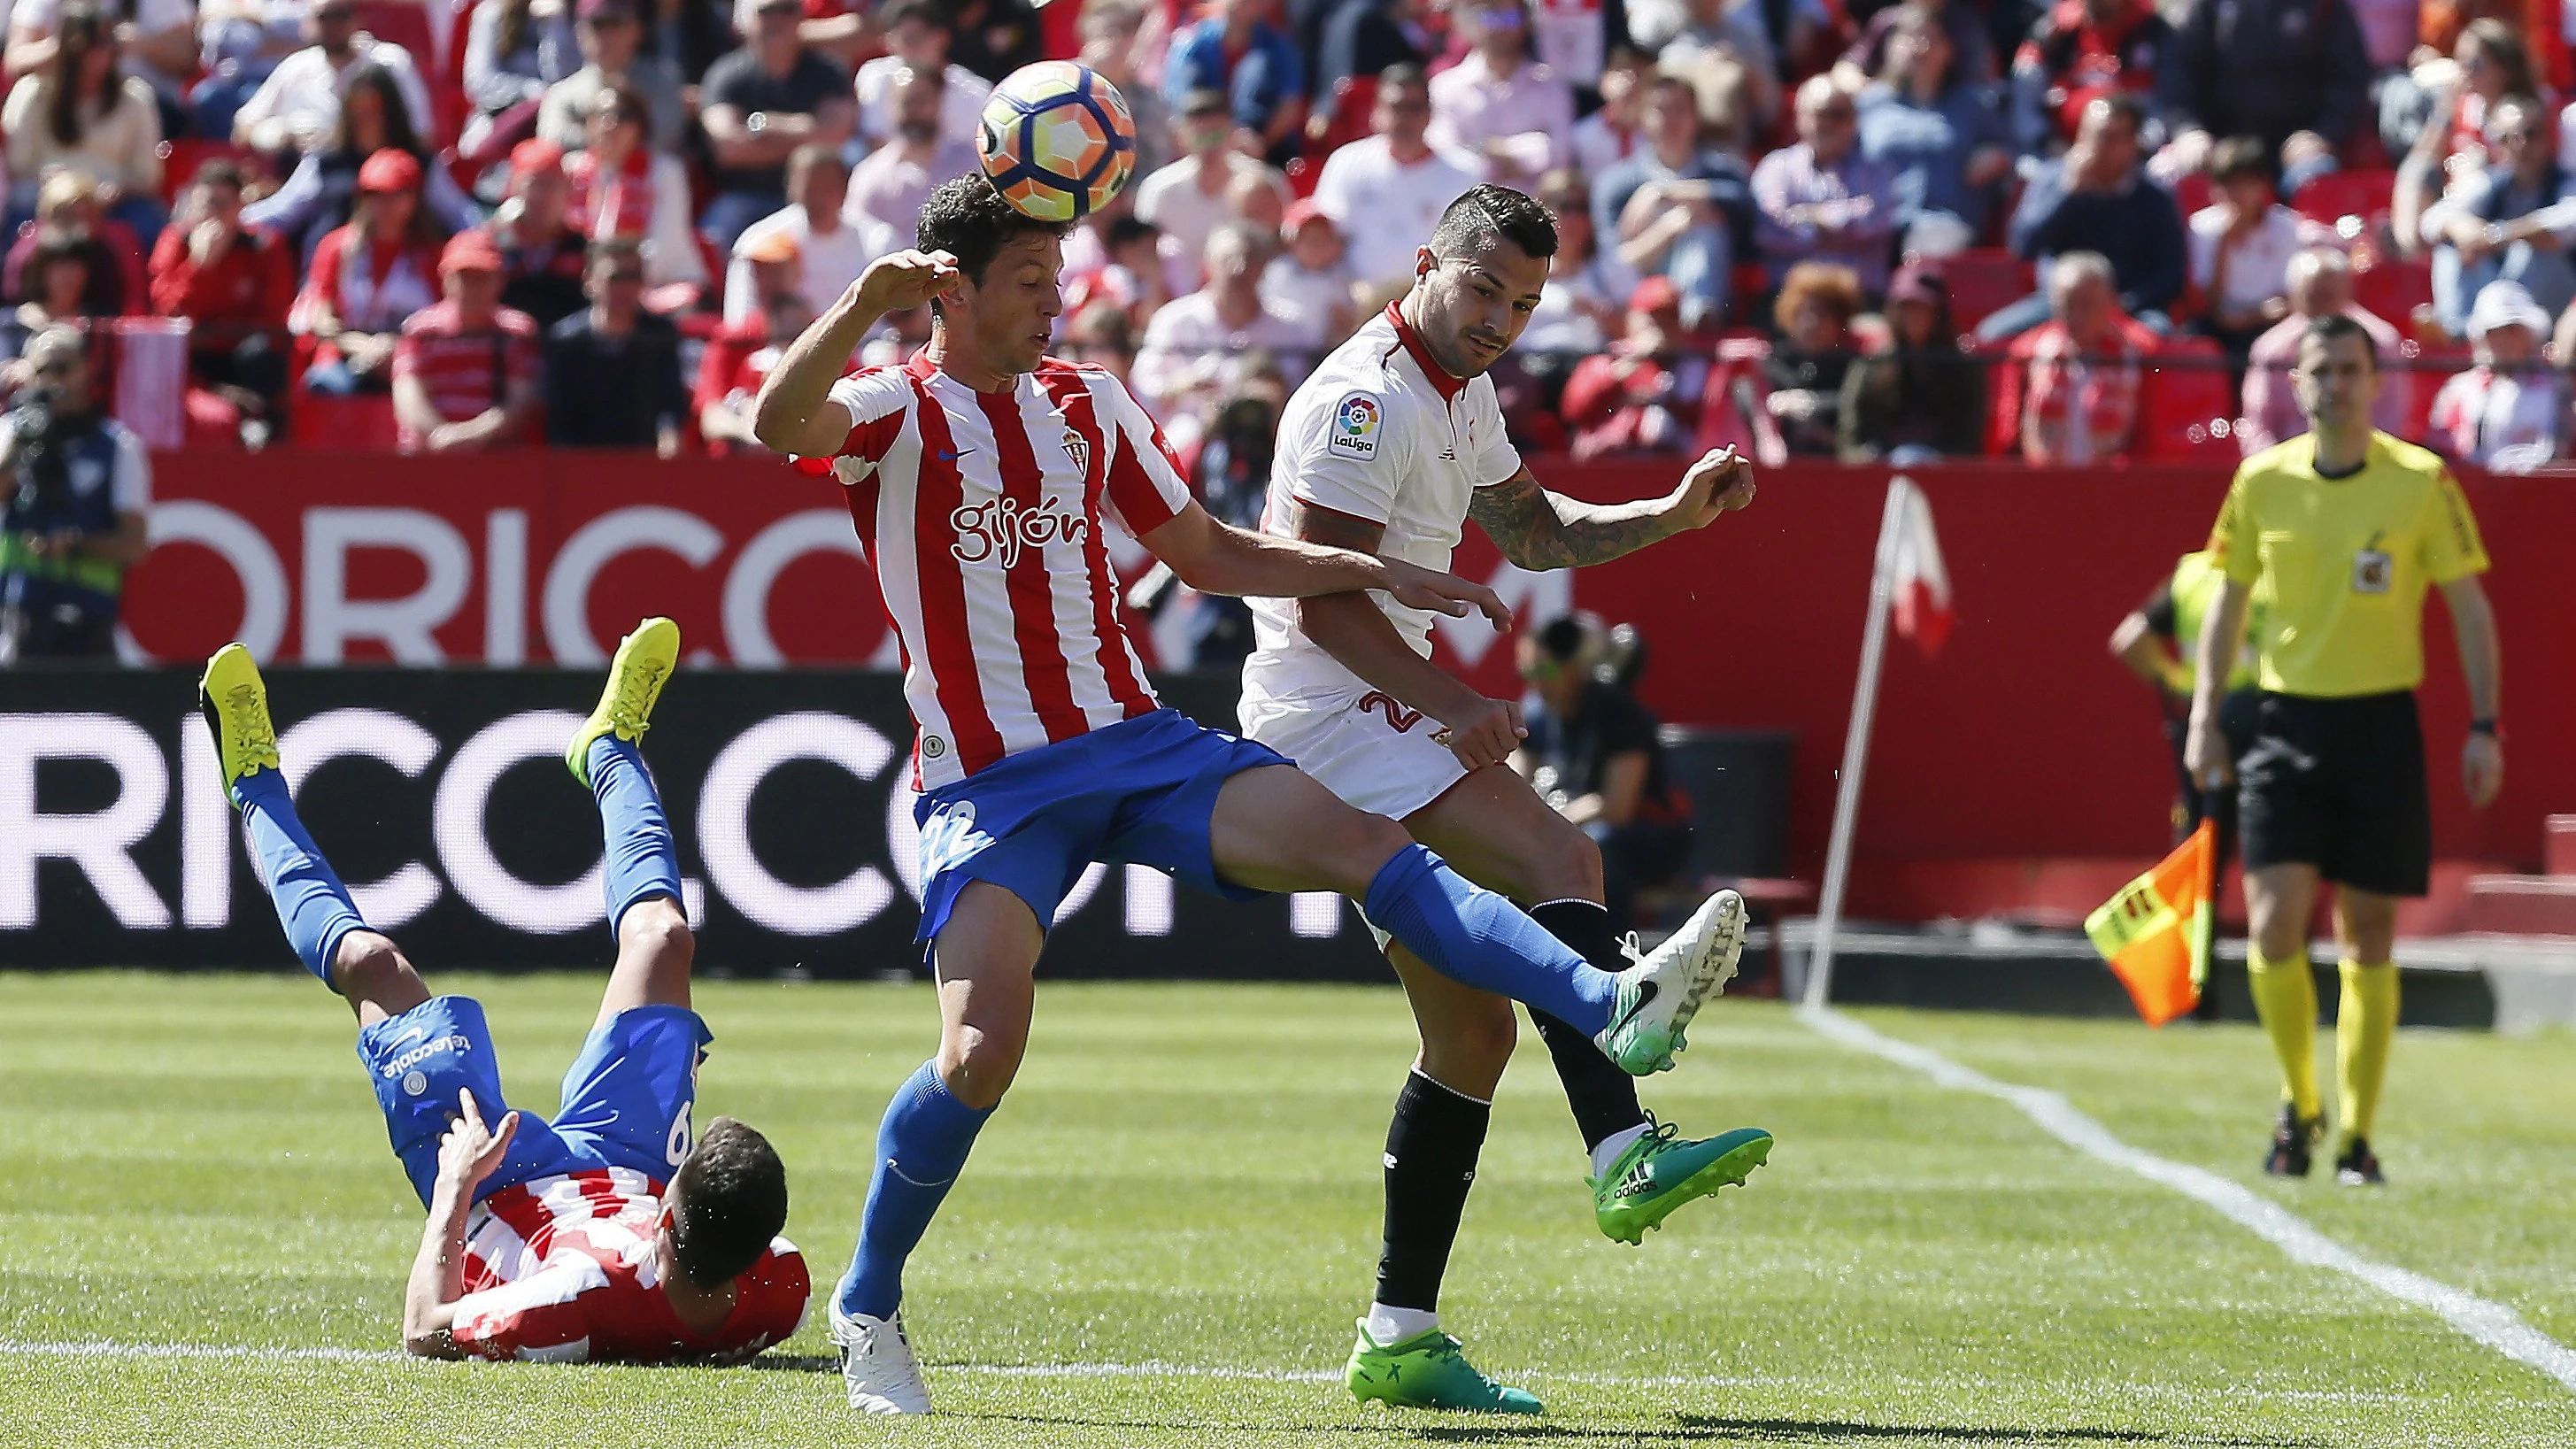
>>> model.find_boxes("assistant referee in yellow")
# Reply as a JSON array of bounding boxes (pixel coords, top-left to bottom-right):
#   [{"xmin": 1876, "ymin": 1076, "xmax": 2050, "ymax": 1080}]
[{"xmin": 2186, "ymin": 311, "xmax": 2503, "ymax": 1189}]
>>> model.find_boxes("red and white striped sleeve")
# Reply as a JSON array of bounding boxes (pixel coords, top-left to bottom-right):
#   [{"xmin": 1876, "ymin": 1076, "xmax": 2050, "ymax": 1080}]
[
  {"xmin": 792, "ymin": 366, "xmax": 914, "ymax": 481},
  {"xmin": 446, "ymin": 1259, "xmax": 607, "ymax": 1363},
  {"xmin": 1085, "ymin": 368, "xmax": 1194, "ymax": 536}
]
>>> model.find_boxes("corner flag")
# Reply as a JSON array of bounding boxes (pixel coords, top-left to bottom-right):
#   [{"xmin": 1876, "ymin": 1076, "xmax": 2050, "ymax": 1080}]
[
  {"xmin": 2084, "ymin": 821, "xmax": 2217, "ymax": 1027},
  {"xmin": 1888, "ymin": 480, "xmax": 1952, "ymax": 657}
]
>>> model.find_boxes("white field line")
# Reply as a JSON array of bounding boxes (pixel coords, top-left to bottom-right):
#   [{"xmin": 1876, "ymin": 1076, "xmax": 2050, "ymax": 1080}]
[{"xmin": 1801, "ymin": 1006, "xmax": 2576, "ymax": 1397}]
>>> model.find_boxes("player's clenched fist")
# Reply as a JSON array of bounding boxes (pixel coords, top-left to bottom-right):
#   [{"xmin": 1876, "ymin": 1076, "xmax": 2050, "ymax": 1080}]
[
  {"xmin": 1431, "ymin": 694, "xmax": 1525, "ymax": 773},
  {"xmin": 851, "ymin": 250, "xmax": 963, "ymax": 313},
  {"xmin": 1669, "ymin": 446, "xmax": 1756, "ymax": 530}
]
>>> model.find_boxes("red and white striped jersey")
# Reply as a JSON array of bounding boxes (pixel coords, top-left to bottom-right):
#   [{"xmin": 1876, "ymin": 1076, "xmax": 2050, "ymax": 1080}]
[
  {"xmin": 447, "ymin": 1166, "xmax": 809, "ymax": 1365},
  {"xmin": 814, "ymin": 351, "xmax": 1197, "ymax": 789}
]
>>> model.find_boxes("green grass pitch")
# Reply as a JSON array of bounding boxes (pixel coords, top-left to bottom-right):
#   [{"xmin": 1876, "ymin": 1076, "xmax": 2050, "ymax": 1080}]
[{"xmin": 4, "ymin": 972, "xmax": 2571, "ymax": 1447}]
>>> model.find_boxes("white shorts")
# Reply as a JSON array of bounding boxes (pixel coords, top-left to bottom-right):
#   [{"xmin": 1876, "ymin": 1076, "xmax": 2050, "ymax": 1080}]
[{"xmin": 1238, "ymin": 686, "xmax": 1468, "ymax": 822}]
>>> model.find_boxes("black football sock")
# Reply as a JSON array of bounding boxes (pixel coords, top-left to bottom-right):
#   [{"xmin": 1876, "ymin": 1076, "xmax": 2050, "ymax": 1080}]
[
  {"xmin": 1373, "ymin": 1070, "xmax": 1491, "ymax": 1316},
  {"xmin": 1528, "ymin": 899, "xmax": 1651, "ymax": 1152}
]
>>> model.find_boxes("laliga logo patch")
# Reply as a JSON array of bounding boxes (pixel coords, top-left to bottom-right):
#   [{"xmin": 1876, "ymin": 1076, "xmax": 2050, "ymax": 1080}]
[{"xmin": 1329, "ymin": 393, "xmax": 1379, "ymax": 460}]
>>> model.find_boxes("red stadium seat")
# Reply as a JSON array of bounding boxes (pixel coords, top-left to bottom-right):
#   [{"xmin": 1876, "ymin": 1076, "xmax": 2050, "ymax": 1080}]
[
  {"xmin": 2292, "ymin": 168, "xmax": 2396, "ymax": 226},
  {"xmin": 2352, "ymin": 253, "xmax": 2434, "ymax": 331},
  {"xmin": 157, "ymin": 139, "xmax": 248, "ymax": 204},
  {"xmin": 2169, "ymin": 169, "xmax": 2211, "ymax": 221},
  {"xmin": 2138, "ymin": 334, "xmax": 2239, "ymax": 460},
  {"xmin": 1311, "ymin": 75, "xmax": 1377, "ymax": 160},
  {"xmin": 1932, "ymin": 249, "xmax": 2033, "ymax": 335}
]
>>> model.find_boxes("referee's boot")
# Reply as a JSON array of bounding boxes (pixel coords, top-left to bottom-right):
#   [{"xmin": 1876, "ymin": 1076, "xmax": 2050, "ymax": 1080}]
[
  {"xmin": 2333, "ymin": 1136, "xmax": 2386, "ymax": 1188},
  {"xmin": 2264, "ymin": 1105, "xmax": 2322, "ymax": 1178}
]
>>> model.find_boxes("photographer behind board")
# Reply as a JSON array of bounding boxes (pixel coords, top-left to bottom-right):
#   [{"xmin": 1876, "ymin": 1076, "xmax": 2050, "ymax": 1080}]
[{"xmin": 0, "ymin": 327, "xmax": 150, "ymax": 663}]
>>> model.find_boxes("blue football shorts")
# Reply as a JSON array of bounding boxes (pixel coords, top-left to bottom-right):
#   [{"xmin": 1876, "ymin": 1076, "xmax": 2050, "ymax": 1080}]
[
  {"xmin": 912, "ymin": 707, "xmax": 1291, "ymax": 943},
  {"xmin": 353, "ymin": 996, "xmax": 713, "ymax": 1208}
]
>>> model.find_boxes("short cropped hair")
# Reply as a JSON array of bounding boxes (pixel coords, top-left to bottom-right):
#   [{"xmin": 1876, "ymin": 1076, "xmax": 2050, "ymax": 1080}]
[
  {"xmin": 2210, "ymin": 135, "xmax": 2271, "ymax": 185},
  {"xmin": 667, "ymin": 1117, "xmax": 790, "ymax": 1289},
  {"xmin": 916, "ymin": 173, "xmax": 1070, "ymax": 298},
  {"xmin": 1430, "ymin": 183, "xmax": 1559, "ymax": 264},
  {"xmin": 1378, "ymin": 61, "xmax": 1428, "ymax": 95},
  {"xmin": 2299, "ymin": 310, "xmax": 2379, "ymax": 371}
]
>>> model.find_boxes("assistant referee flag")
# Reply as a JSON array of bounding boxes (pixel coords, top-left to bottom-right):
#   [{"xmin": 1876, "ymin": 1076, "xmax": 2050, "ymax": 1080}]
[{"xmin": 2086, "ymin": 821, "xmax": 2217, "ymax": 1026}]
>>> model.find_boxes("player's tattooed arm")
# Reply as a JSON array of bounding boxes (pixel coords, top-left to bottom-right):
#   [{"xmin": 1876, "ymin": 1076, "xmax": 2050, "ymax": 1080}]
[
  {"xmin": 1469, "ymin": 449, "xmax": 1757, "ymax": 570},
  {"xmin": 401, "ymin": 1090, "xmax": 518, "ymax": 1359}
]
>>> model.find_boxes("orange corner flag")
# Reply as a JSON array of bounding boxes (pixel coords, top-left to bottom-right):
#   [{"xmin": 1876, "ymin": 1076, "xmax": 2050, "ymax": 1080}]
[{"xmin": 2084, "ymin": 821, "xmax": 2217, "ymax": 1027}]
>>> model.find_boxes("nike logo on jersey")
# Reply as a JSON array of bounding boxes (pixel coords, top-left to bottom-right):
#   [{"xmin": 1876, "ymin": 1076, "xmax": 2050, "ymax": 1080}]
[
  {"xmin": 1438, "ymin": 448, "xmax": 1457, "ymax": 460},
  {"xmin": 937, "ymin": 446, "xmax": 978, "ymax": 462}
]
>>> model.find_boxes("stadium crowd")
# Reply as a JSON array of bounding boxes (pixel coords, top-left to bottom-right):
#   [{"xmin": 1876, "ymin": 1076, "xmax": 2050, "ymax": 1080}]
[{"xmin": 0, "ymin": 0, "xmax": 2571, "ymax": 470}]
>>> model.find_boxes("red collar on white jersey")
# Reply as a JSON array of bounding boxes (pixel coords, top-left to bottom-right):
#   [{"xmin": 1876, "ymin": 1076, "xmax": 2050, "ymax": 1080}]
[{"xmin": 1384, "ymin": 303, "xmax": 1466, "ymax": 404}]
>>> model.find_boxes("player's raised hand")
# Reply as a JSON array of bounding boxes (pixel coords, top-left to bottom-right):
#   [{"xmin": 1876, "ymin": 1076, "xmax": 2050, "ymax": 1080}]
[
  {"xmin": 1380, "ymin": 559, "xmax": 1512, "ymax": 630},
  {"xmin": 436, "ymin": 1088, "xmax": 520, "ymax": 1195},
  {"xmin": 851, "ymin": 250, "xmax": 962, "ymax": 314},
  {"xmin": 1668, "ymin": 446, "xmax": 1757, "ymax": 530}
]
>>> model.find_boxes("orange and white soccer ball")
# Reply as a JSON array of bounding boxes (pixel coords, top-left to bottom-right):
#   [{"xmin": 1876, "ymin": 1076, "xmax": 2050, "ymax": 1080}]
[{"xmin": 975, "ymin": 61, "xmax": 1138, "ymax": 223}]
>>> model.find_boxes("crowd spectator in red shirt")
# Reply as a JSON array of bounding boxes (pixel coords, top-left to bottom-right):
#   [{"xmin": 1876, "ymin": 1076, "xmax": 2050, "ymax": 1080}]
[
  {"xmin": 490, "ymin": 140, "xmax": 590, "ymax": 329},
  {"xmin": 2004, "ymin": 250, "xmax": 2162, "ymax": 463},
  {"xmin": 696, "ymin": 289, "xmax": 810, "ymax": 455},
  {"xmin": 567, "ymin": 82, "xmax": 710, "ymax": 297},
  {"xmin": 391, "ymin": 231, "xmax": 539, "ymax": 453},
  {"xmin": 1562, "ymin": 274, "xmax": 1713, "ymax": 459},
  {"xmin": 150, "ymin": 158, "xmax": 297, "ymax": 443},
  {"xmin": 4, "ymin": 169, "xmax": 142, "ymax": 316},
  {"xmin": 293, "ymin": 148, "xmax": 444, "ymax": 396},
  {"xmin": 2009, "ymin": 0, "xmax": 2179, "ymax": 154}
]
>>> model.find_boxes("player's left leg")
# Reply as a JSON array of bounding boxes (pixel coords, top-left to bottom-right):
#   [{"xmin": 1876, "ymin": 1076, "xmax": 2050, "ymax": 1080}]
[
  {"xmin": 2327, "ymin": 886, "xmax": 2402, "ymax": 1187},
  {"xmin": 1404, "ymin": 770, "xmax": 1769, "ymax": 1242},
  {"xmin": 565, "ymin": 617, "xmax": 691, "ymax": 1029}
]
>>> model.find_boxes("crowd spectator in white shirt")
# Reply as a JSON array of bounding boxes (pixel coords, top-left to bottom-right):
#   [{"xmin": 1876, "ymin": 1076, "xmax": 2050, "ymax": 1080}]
[
  {"xmin": 231, "ymin": 0, "xmax": 435, "ymax": 151},
  {"xmin": 3, "ymin": 2, "xmax": 166, "ymax": 243},
  {"xmin": 1260, "ymin": 199, "xmax": 1357, "ymax": 343},
  {"xmin": 2189, "ymin": 135, "xmax": 2341, "ymax": 361},
  {"xmin": 1311, "ymin": 63, "xmax": 1484, "ymax": 290},
  {"xmin": 6, "ymin": 0, "xmax": 195, "ymax": 120},
  {"xmin": 1132, "ymin": 88, "xmax": 1293, "ymax": 285},
  {"xmin": 1134, "ymin": 220, "xmax": 1324, "ymax": 434},
  {"xmin": 843, "ymin": 65, "xmax": 981, "ymax": 238},
  {"xmin": 852, "ymin": 0, "xmax": 991, "ymax": 149},
  {"xmin": 2428, "ymin": 280, "xmax": 2562, "ymax": 469},
  {"xmin": 1428, "ymin": 0, "xmax": 1574, "ymax": 189},
  {"xmin": 538, "ymin": 0, "xmax": 687, "ymax": 153},
  {"xmin": 727, "ymin": 144, "xmax": 892, "ymax": 327},
  {"xmin": 459, "ymin": 0, "xmax": 579, "ymax": 159},
  {"xmin": 1523, "ymin": 166, "xmax": 1635, "ymax": 355},
  {"xmin": 1571, "ymin": 45, "xmax": 1650, "ymax": 181}
]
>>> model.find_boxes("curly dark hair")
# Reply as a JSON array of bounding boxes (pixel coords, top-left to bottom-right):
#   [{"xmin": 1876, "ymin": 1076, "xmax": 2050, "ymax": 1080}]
[
  {"xmin": 667, "ymin": 1117, "xmax": 790, "ymax": 1290},
  {"xmin": 915, "ymin": 173, "xmax": 1071, "ymax": 305}
]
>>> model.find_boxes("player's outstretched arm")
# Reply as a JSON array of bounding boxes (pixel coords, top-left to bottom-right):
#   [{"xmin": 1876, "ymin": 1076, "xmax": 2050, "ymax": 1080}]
[
  {"xmin": 751, "ymin": 250, "xmax": 960, "ymax": 459},
  {"xmin": 1138, "ymin": 499, "xmax": 1513, "ymax": 628},
  {"xmin": 400, "ymin": 1090, "xmax": 519, "ymax": 1359},
  {"xmin": 1467, "ymin": 448, "xmax": 1755, "ymax": 571}
]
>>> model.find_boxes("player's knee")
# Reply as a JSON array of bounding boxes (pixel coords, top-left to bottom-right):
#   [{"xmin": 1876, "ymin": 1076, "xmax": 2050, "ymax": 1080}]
[
  {"xmin": 332, "ymin": 932, "xmax": 423, "ymax": 1006},
  {"xmin": 1522, "ymin": 820, "xmax": 1605, "ymax": 904},
  {"xmin": 939, "ymin": 1022, "xmax": 1025, "ymax": 1111},
  {"xmin": 1336, "ymin": 812, "xmax": 1419, "ymax": 893},
  {"xmin": 621, "ymin": 898, "xmax": 695, "ymax": 970}
]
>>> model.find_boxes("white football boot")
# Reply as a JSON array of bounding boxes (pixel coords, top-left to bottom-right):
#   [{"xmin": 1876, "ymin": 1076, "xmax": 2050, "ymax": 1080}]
[
  {"xmin": 832, "ymin": 1306, "xmax": 932, "ymax": 1414},
  {"xmin": 1593, "ymin": 890, "xmax": 1747, "ymax": 1075}
]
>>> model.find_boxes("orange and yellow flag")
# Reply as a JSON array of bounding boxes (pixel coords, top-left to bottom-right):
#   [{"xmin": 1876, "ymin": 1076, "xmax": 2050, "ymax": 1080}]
[{"xmin": 2084, "ymin": 821, "xmax": 2217, "ymax": 1027}]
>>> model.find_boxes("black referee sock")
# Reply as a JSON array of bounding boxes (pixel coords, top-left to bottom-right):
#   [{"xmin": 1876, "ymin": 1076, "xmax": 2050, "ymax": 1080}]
[
  {"xmin": 1374, "ymin": 1070, "xmax": 1491, "ymax": 1314},
  {"xmin": 1529, "ymin": 899, "xmax": 1651, "ymax": 1153}
]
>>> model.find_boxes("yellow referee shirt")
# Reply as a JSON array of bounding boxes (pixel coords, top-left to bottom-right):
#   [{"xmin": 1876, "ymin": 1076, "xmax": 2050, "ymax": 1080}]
[{"xmin": 2207, "ymin": 432, "xmax": 2489, "ymax": 698}]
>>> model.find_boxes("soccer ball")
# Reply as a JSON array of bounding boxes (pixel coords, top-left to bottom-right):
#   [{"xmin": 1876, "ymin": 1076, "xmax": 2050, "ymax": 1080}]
[{"xmin": 975, "ymin": 61, "xmax": 1137, "ymax": 223}]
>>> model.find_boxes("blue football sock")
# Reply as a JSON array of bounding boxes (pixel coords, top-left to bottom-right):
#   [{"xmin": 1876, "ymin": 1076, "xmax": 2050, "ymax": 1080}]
[
  {"xmin": 589, "ymin": 736, "xmax": 683, "ymax": 936},
  {"xmin": 235, "ymin": 767, "xmax": 368, "ymax": 984},
  {"xmin": 1362, "ymin": 844, "xmax": 1618, "ymax": 1036},
  {"xmin": 837, "ymin": 1060, "xmax": 992, "ymax": 1322}
]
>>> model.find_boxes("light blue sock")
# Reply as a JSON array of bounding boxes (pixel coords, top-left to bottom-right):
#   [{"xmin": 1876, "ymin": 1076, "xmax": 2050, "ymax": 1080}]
[
  {"xmin": 589, "ymin": 736, "xmax": 683, "ymax": 936},
  {"xmin": 837, "ymin": 1060, "xmax": 992, "ymax": 1322},
  {"xmin": 1361, "ymin": 844, "xmax": 1619, "ymax": 1035},
  {"xmin": 235, "ymin": 767, "xmax": 368, "ymax": 984}
]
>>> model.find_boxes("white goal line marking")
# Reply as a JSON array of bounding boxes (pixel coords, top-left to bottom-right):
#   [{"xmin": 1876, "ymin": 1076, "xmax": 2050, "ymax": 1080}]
[{"xmin": 1801, "ymin": 1006, "xmax": 2576, "ymax": 1397}]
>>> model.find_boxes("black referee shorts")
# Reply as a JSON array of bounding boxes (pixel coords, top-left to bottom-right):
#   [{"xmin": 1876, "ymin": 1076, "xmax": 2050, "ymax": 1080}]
[{"xmin": 2238, "ymin": 690, "xmax": 2432, "ymax": 897}]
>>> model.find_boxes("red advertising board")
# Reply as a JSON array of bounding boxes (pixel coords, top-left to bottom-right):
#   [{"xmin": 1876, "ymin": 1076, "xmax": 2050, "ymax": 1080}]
[{"xmin": 120, "ymin": 453, "xmax": 2572, "ymax": 914}]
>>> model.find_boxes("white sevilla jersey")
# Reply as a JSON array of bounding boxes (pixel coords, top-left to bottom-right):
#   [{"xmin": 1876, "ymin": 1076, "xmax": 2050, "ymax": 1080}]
[
  {"xmin": 449, "ymin": 1167, "xmax": 809, "ymax": 1364},
  {"xmin": 812, "ymin": 351, "xmax": 1195, "ymax": 789}
]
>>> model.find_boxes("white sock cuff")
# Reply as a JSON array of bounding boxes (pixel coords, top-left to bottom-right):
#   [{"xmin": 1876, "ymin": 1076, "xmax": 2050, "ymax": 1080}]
[{"xmin": 1531, "ymin": 898, "xmax": 1608, "ymax": 913}]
